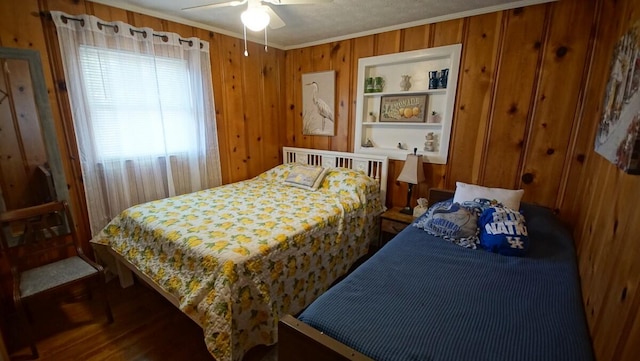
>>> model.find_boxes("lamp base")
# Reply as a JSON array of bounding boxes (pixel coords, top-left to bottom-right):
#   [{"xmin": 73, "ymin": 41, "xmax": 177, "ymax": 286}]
[{"xmin": 399, "ymin": 207, "xmax": 413, "ymax": 215}]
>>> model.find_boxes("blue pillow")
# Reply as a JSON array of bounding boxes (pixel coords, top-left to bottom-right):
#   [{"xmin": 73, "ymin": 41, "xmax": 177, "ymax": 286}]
[
  {"xmin": 479, "ymin": 206, "xmax": 529, "ymax": 256},
  {"xmin": 414, "ymin": 200, "xmax": 480, "ymax": 249}
]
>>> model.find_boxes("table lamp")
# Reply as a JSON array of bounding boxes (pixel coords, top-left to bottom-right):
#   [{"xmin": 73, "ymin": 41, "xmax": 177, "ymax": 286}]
[{"xmin": 397, "ymin": 148, "xmax": 426, "ymax": 215}]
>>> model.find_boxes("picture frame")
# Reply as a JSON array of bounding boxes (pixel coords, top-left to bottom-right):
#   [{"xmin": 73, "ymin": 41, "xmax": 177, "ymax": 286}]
[
  {"xmin": 594, "ymin": 21, "xmax": 640, "ymax": 174},
  {"xmin": 302, "ymin": 70, "xmax": 335, "ymax": 136},
  {"xmin": 379, "ymin": 94, "xmax": 428, "ymax": 122}
]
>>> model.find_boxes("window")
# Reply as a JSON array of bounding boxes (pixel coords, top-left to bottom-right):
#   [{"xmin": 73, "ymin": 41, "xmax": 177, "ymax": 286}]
[
  {"xmin": 79, "ymin": 46, "xmax": 197, "ymax": 159},
  {"xmin": 52, "ymin": 11, "xmax": 222, "ymax": 234}
]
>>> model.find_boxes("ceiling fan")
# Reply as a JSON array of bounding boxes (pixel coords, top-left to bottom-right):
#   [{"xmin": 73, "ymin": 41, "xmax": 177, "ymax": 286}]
[{"xmin": 182, "ymin": 0, "xmax": 334, "ymax": 31}]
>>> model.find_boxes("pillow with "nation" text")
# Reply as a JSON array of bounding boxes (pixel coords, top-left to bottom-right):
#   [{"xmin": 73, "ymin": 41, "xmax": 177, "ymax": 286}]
[{"xmin": 478, "ymin": 205, "xmax": 529, "ymax": 256}]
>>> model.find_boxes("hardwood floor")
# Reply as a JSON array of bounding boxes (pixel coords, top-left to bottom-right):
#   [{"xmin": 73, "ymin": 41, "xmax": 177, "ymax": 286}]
[{"xmin": 5, "ymin": 279, "xmax": 275, "ymax": 361}]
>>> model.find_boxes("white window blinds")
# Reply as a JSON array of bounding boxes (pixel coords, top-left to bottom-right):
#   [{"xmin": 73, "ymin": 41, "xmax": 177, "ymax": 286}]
[{"xmin": 79, "ymin": 45, "xmax": 196, "ymax": 159}]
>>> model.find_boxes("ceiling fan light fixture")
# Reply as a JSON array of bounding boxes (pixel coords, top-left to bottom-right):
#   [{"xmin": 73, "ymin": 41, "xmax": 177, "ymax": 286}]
[{"xmin": 241, "ymin": 7, "xmax": 270, "ymax": 32}]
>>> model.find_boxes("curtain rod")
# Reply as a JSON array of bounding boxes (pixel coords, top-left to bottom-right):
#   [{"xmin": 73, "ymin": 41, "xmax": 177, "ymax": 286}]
[{"xmin": 57, "ymin": 14, "xmax": 204, "ymax": 49}]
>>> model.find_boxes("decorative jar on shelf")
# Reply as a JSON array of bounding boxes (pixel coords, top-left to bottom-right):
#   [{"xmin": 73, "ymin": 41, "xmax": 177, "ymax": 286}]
[
  {"xmin": 424, "ymin": 133, "xmax": 435, "ymax": 152},
  {"xmin": 373, "ymin": 77, "xmax": 384, "ymax": 92},
  {"xmin": 365, "ymin": 77, "xmax": 374, "ymax": 93},
  {"xmin": 438, "ymin": 68, "xmax": 449, "ymax": 89},
  {"xmin": 428, "ymin": 71, "xmax": 438, "ymax": 89},
  {"xmin": 429, "ymin": 111, "xmax": 442, "ymax": 123},
  {"xmin": 400, "ymin": 75, "xmax": 411, "ymax": 91}
]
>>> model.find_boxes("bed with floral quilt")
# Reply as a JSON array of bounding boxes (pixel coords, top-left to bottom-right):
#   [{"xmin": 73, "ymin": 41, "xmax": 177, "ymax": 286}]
[{"xmin": 90, "ymin": 147, "xmax": 388, "ymax": 361}]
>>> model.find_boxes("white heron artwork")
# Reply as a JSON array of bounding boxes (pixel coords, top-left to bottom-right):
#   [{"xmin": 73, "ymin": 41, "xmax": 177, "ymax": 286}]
[{"xmin": 302, "ymin": 71, "xmax": 335, "ymax": 136}]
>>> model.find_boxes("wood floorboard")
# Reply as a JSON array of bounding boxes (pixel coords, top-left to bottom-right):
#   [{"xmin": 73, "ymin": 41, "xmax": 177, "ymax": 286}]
[{"xmin": 6, "ymin": 279, "xmax": 275, "ymax": 361}]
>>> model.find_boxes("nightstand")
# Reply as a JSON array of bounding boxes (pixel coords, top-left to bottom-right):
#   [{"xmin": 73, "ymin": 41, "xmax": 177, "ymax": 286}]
[{"xmin": 378, "ymin": 207, "xmax": 415, "ymax": 249}]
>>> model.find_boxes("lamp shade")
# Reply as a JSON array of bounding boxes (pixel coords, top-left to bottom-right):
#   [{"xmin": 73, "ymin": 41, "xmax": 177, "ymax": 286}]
[
  {"xmin": 241, "ymin": 7, "xmax": 270, "ymax": 32},
  {"xmin": 397, "ymin": 154, "xmax": 426, "ymax": 185}
]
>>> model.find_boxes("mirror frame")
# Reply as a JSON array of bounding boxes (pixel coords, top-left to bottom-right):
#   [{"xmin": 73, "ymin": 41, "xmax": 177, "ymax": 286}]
[{"xmin": 0, "ymin": 47, "xmax": 69, "ymax": 208}]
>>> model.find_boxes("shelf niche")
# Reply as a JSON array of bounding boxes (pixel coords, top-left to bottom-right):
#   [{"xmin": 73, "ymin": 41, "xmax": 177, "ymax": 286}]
[{"xmin": 354, "ymin": 44, "xmax": 462, "ymax": 163}]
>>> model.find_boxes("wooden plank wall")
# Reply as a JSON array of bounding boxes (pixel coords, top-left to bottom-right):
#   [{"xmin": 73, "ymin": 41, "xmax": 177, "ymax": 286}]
[
  {"xmin": 560, "ymin": 0, "xmax": 640, "ymax": 360},
  {"xmin": 285, "ymin": 1, "xmax": 597, "ymax": 212}
]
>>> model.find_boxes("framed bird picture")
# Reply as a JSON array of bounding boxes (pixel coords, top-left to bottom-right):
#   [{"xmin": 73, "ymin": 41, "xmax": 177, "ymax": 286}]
[{"xmin": 302, "ymin": 70, "xmax": 335, "ymax": 136}]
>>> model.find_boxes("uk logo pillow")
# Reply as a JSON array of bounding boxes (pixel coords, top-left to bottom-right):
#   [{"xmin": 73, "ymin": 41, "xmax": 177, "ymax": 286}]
[{"xmin": 479, "ymin": 206, "xmax": 529, "ymax": 256}]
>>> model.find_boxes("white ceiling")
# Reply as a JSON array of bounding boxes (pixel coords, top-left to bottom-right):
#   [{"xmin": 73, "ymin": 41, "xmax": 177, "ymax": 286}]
[{"xmin": 91, "ymin": 0, "xmax": 555, "ymax": 49}]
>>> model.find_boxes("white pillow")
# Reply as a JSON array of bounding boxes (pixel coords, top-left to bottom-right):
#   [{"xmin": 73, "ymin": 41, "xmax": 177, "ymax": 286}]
[{"xmin": 453, "ymin": 182, "xmax": 524, "ymax": 210}]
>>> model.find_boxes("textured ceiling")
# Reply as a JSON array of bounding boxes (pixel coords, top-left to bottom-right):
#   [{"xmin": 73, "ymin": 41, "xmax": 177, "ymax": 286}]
[{"xmin": 91, "ymin": 0, "xmax": 555, "ymax": 49}]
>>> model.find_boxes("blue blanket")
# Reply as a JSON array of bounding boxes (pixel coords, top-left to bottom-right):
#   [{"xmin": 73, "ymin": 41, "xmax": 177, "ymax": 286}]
[{"xmin": 298, "ymin": 204, "xmax": 594, "ymax": 361}]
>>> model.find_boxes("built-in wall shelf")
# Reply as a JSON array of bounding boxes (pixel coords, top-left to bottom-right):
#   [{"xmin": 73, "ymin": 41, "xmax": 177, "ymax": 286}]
[
  {"xmin": 354, "ymin": 44, "xmax": 462, "ymax": 163},
  {"xmin": 361, "ymin": 122, "xmax": 443, "ymax": 128},
  {"xmin": 362, "ymin": 89, "xmax": 447, "ymax": 97}
]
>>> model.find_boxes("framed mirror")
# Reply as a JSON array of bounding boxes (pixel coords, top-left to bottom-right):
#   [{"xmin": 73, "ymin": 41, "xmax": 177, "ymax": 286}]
[{"xmin": 0, "ymin": 47, "xmax": 69, "ymax": 217}]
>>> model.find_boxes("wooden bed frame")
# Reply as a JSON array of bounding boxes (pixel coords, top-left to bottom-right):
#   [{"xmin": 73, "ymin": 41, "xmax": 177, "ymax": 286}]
[
  {"xmin": 93, "ymin": 147, "xmax": 389, "ymax": 328},
  {"xmin": 278, "ymin": 188, "xmax": 454, "ymax": 361}
]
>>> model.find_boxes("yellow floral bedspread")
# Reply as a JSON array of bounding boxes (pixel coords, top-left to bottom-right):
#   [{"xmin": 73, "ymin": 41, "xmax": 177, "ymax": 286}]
[{"xmin": 91, "ymin": 164, "xmax": 382, "ymax": 361}]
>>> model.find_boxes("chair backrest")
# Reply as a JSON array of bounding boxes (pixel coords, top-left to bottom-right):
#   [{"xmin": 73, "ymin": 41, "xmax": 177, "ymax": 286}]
[
  {"xmin": 33, "ymin": 164, "xmax": 57, "ymax": 204},
  {"xmin": 0, "ymin": 201, "xmax": 83, "ymax": 273}
]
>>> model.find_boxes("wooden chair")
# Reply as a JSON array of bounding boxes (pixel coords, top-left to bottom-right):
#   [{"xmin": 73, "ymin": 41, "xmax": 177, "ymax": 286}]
[{"xmin": 0, "ymin": 201, "xmax": 113, "ymax": 358}]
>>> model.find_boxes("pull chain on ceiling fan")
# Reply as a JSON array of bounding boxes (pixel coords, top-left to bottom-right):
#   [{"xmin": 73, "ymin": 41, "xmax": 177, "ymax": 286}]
[
  {"xmin": 242, "ymin": 0, "xmax": 270, "ymax": 55},
  {"xmin": 182, "ymin": 0, "xmax": 333, "ymax": 56}
]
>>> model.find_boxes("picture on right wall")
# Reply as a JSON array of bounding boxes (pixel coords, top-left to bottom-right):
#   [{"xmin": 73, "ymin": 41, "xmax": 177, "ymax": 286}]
[{"xmin": 595, "ymin": 21, "xmax": 640, "ymax": 175}]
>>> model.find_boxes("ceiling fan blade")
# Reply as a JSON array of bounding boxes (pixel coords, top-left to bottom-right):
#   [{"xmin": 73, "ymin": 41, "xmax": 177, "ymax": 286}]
[
  {"xmin": 264, "ymin": 6, "xmax": 286, "ymax": 29},
  {"xmin": 181, "ymin": 0, "xmax": 247, "ymax": 11},
  {"xmin": 265, "ymin": 0, "xmax": 333, "ymax": 5}
]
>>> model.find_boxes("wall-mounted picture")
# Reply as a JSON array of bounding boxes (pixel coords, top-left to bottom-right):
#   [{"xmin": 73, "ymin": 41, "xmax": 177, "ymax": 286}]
[
  {"xmin": 302, "ymin": 70, "xmax": 335, "ymax": 136},
  {"xmin": 594, "ymin": 21, "xmax": 640, "ymax": 174},
  {"xmin": 380, "ymin": 94, "xmax": 428, "ymax": 122}
]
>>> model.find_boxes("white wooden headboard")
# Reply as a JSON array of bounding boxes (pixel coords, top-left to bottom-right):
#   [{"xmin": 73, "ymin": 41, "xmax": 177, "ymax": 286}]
[{"xmin": 283, "ymin": 147, "xmax": 389, "ymax": 203}]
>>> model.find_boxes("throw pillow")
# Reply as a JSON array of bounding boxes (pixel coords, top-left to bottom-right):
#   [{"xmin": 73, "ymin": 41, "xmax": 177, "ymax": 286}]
[
  {"xmin": 478, "ymin": 206, "xmax": 529, "ymax": 256},
  {"xmin": 414, "ymin": 200, "xmax": 479, "ymax": 248},
  {"xmin": 283, "ymin": 165, "xmax": 328, "ymax": 190}
]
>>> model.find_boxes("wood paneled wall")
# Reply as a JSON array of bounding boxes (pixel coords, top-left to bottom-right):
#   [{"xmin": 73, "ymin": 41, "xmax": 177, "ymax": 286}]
[
  {"xmin": 1, "ymin": 0, "xmax": 639, "ymax": 359},
  {"xmin": 284, "ymin": 1, "xmax": 596, "ymax": 212},
  {"xmin": 560, "ymin": 0, "xmax": 640, "ymax": 360}
]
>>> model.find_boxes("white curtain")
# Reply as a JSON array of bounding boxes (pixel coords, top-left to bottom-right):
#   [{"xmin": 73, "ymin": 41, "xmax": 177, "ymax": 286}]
[{"xmin": 52, "ymin": 11, "xmax": 221, "ymax": 235}]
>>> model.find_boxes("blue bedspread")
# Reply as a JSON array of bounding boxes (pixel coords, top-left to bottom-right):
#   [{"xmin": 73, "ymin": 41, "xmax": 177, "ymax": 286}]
[{"xmin": 298, "ymin": 204, "xmax": 594, "ymax": 361}]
